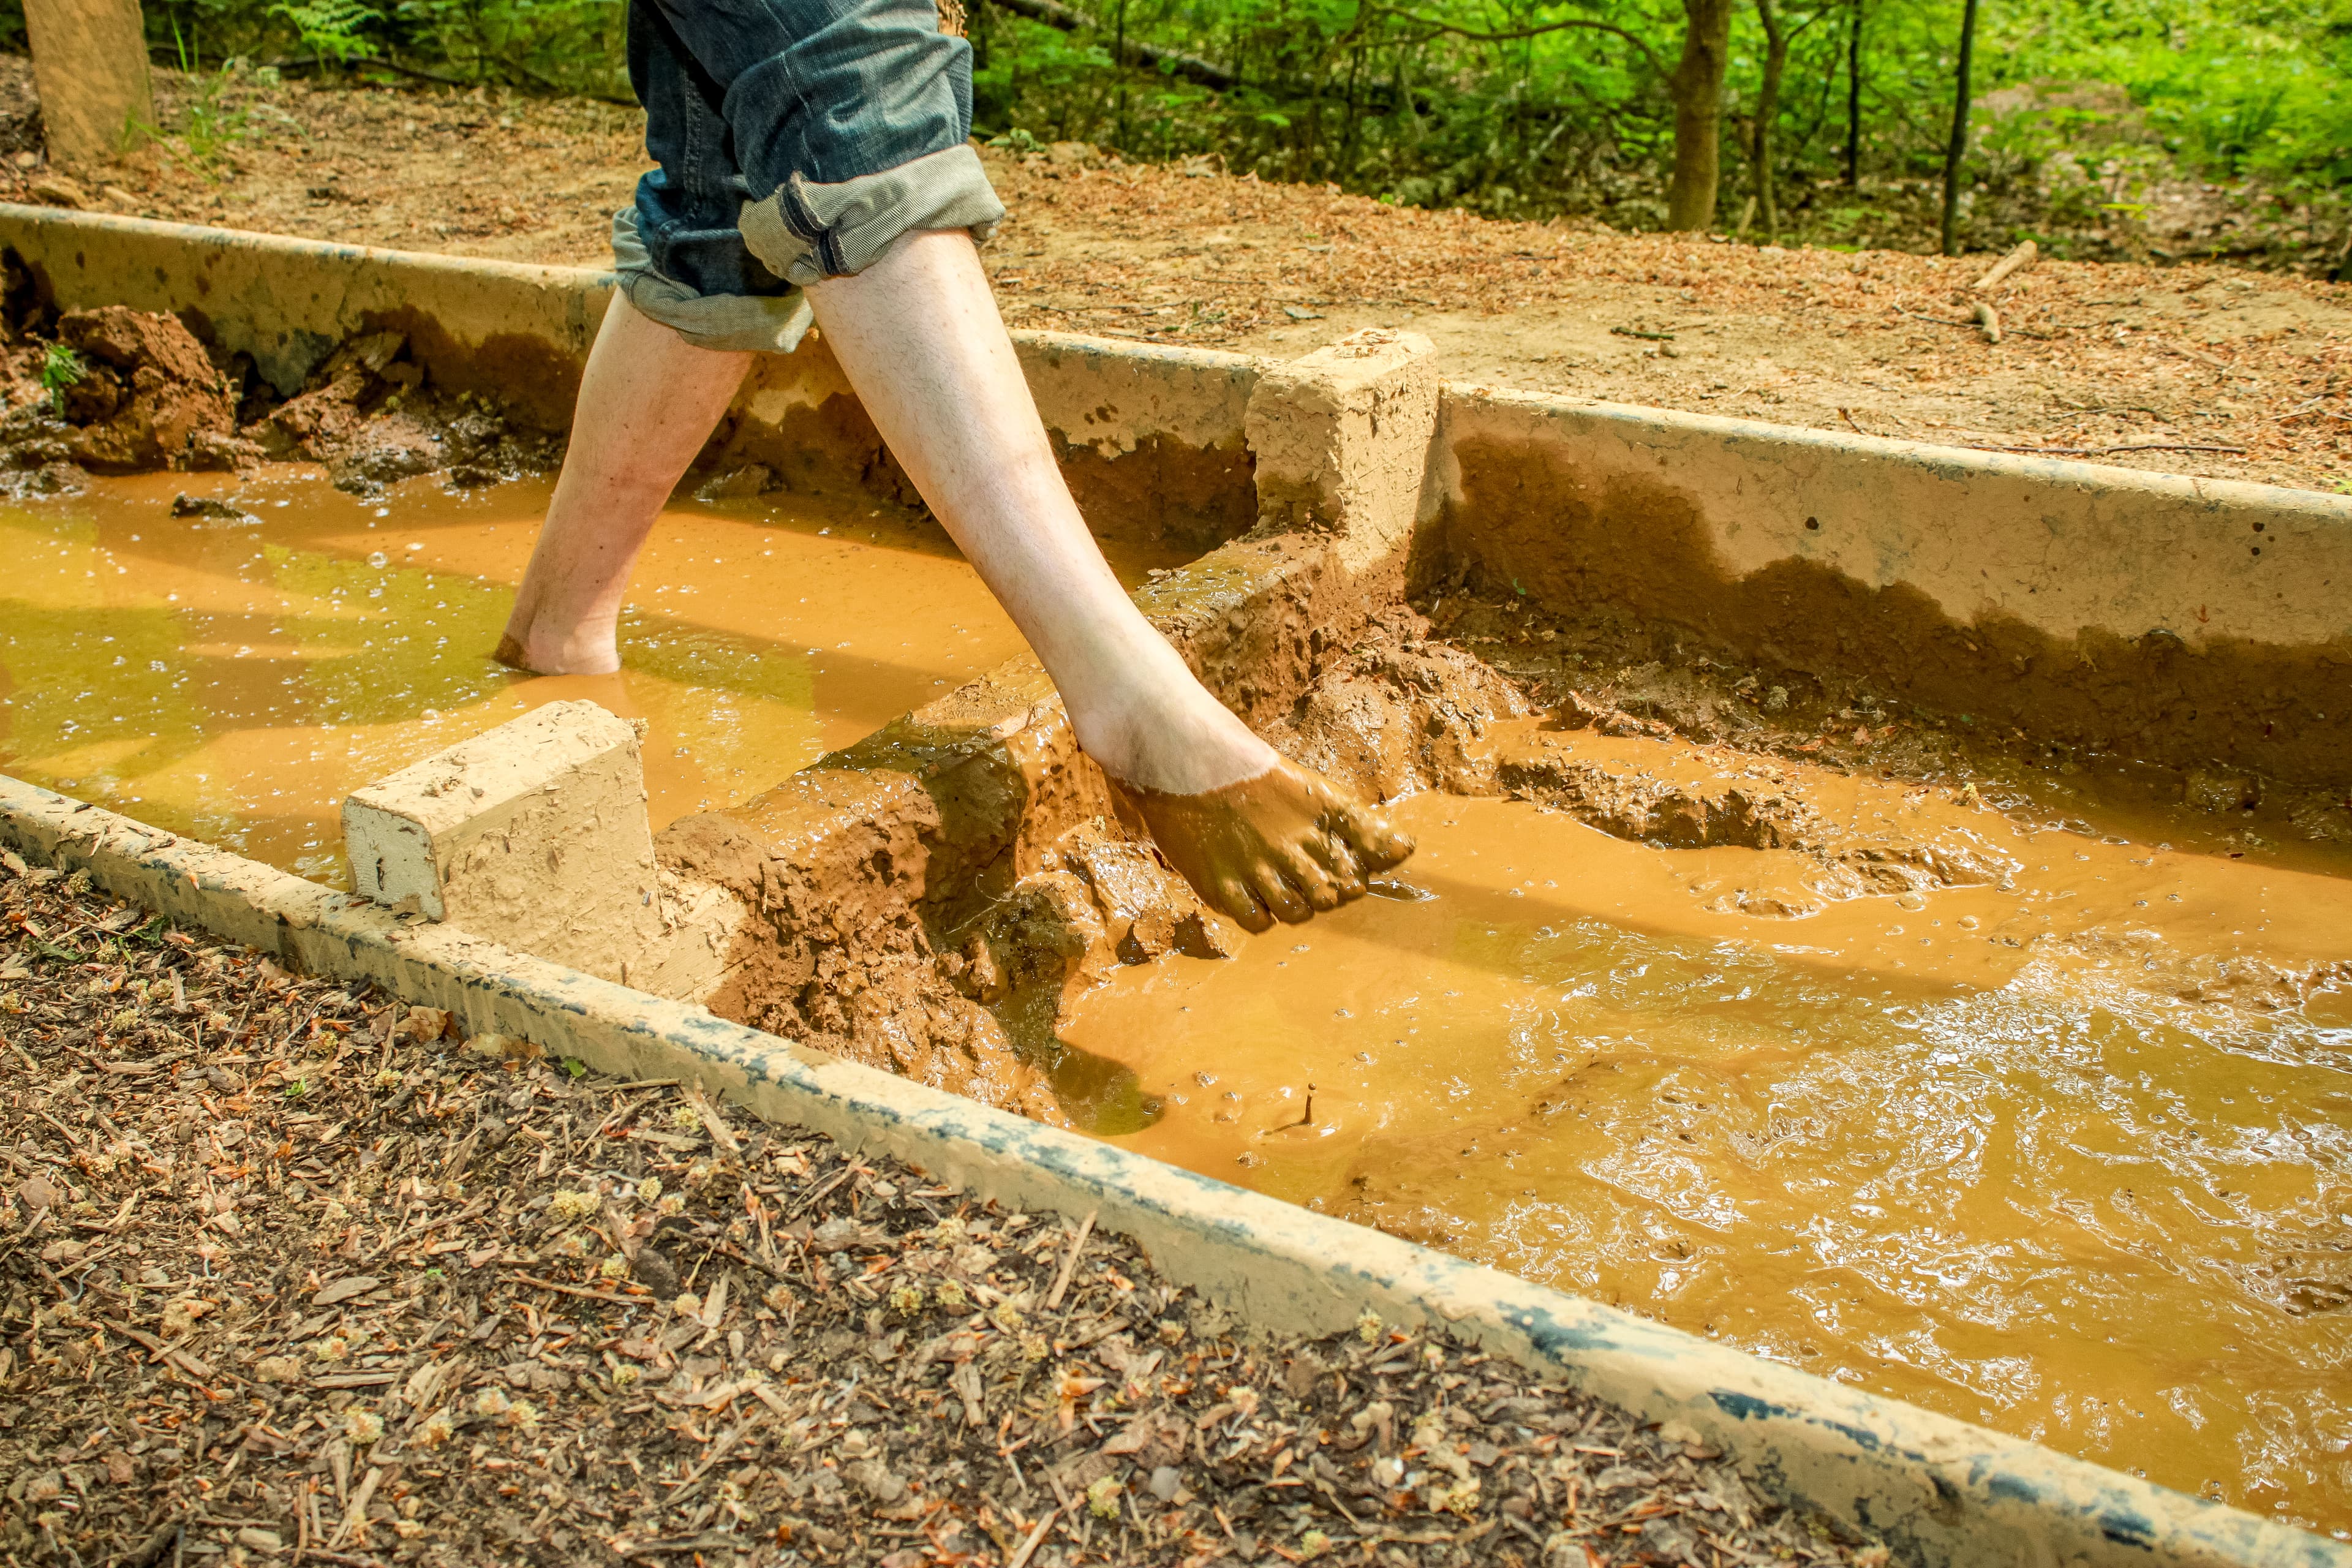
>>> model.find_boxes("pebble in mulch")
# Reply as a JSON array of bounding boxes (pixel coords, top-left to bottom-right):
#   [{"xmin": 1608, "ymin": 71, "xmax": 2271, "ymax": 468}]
[{"xmin": 0, "ymin": 853, "xmax": 1887, "ymax": 1567}]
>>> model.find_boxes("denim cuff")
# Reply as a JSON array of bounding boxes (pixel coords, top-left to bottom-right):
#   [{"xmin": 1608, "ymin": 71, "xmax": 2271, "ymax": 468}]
[
  {"xmin": 611, "ymin": 207, "xmax": 816, "ymax": 354},
  {"xmin": 736, "ymin": 143, "xmax": 1005, "ymax": 285}
]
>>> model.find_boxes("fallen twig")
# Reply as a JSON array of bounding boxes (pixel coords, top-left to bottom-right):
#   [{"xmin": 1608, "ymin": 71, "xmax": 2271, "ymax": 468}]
[
  {"xmin": 1006, "ymin": 1506, "xmax": 1065, "ymax": 1568},
  {"xmin": 1044, "ymin": 1209, "xmax": 1098, "ymax": 1311},
  {"xmin": 504, "ymin": 1273, "xmax": 642, "ymax": 1305},
  {"xmin": 361, "ymin": 1196, "xmax": 489, "ymax": 1263},
  {"xmin": 1972, "ymin": 442, "xmax": 2247, "ymax": 458},
  {"xmin": 1971, "ymin": 239, "xmax": 2038, "ymax": 292},
  {"xmin": 1893, "ymin": 304, "xmax": 1978, "ymax": 330}
]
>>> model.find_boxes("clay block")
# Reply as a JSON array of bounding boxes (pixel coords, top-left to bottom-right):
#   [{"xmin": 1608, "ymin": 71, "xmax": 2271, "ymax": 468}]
[
  {"xmin": 1244, "ymin": 328, "xmax": 1438, "ymax": 569},
  {"xmin": 342, "ymin": 700, "xmax": 665, "ymax": 983}
]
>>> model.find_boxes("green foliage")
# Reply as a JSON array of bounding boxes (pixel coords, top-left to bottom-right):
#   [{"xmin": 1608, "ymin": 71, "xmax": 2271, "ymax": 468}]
[
  {"xmin": 38, "ymin": 344, "xmax": 83, "ymax": 417},
  {"xmin": 270, "ymin": 0, "xmax": 379, "ymax": 61},
  {"xmin": 158, "ymin": 20, "xmax": 259, "ymax": 172},
  {"xmin": 122, "ymin": 0, "xmax": 628, "ymax": 97},
  {"xmin": 0, "ymin": 0, "xmax": 2321, "ymax": 257},
  {"xmin": 964, "ymin": 0, "xmax": 2350, "ymax": 257}
]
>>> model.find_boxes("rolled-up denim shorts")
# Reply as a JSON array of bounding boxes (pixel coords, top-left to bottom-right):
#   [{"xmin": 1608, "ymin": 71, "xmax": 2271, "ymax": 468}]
[{"xmin": 611, "ymin": 0, "xmax": 1005, "ymax": 354}]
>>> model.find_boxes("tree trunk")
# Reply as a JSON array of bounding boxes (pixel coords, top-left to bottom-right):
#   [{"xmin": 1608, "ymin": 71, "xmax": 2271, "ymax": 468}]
[
  {"xmin": 23, "ymin": 0, "xmax": 154, "ymax": 167},
  {"xmin": 1939, "ymin": 0, "xmax": 1981, "ymax": 255},
  {"xmin": 1665, "ymin": 0, "xmax": 1735, "ymax": 230},
  {"xmin": 1112, "ymin": 0, "xmax": 1128, "ymax": 148},
  {"xmin": 1844, "ymin": 0, "xmax": 1863, "ymax": 187},
  {"xmin": 1751, "ymin": 0, "xmax": 1789, "ymax": 238}
]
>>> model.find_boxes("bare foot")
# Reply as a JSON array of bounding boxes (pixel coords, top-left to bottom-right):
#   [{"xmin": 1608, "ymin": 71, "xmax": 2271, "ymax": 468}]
[
  {"xmin": 1109, "ymin": 758, "xmax": 1414, "ymax": 933},
  {"xmin": 492, "ymin": 616, "xmax": 621, "ymax": 676}
]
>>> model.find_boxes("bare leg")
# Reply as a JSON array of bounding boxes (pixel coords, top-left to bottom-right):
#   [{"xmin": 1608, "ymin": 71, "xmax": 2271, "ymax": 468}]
[
  {"xmin": 805, "ymin": 230, "xmax": 1411, "ymax": 930},
  {"xmin": 498, "ymin": 293, "xmax": 753, "ymax": 675}
]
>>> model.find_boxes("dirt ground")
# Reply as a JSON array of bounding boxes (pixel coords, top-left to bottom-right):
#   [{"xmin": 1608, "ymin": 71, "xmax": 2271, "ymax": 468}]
[
  {"xmin": 2, "ymin": 59, "xmax": 2347, "ymax": 496},
  {"xmin": 0, "ymin": 856, "xmax": 1885, "ymax": 1568}
]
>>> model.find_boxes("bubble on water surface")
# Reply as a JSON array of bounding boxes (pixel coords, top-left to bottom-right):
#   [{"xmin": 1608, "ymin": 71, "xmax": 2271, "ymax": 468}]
[{"xmin": 367, "ymin": 551, "xmax": 388, "ymax": 568}]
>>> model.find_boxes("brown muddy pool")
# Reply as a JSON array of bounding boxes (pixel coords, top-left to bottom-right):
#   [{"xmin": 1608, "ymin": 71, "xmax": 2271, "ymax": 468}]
[
  {"xmin": 1063, "ymin": 725, "xmax": 2352, "ymax": 1532},
  {"xmin": 0, "ymin": 470, "xmax": 1183, "ymax": 884}
]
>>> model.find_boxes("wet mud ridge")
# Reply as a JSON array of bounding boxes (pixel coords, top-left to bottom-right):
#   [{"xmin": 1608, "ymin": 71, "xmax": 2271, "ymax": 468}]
[
  {"xmin": 1275, "ymin": 589, "xmax": 2352, "ymax": 1006},
  {"xmin": 0, "ymin": 859, "xmax": 1884, "ymax": 1568},
  {"xmin": 0, "ymin": 281, "xmax": 557, "ymax": 498}
]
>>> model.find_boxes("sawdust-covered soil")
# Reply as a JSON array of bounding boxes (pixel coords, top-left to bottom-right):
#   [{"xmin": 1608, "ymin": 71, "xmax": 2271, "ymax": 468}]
[
  {"xmin": 0, "ymin": 857, "xmax": 1886, "ymax": 1568},
  {"xmin": 4, "ymin": 57, "xmax": 2348, "ymax": 496}
]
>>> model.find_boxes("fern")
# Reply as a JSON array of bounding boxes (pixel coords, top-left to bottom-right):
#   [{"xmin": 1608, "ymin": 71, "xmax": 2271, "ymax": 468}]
[
  {"xmin": 270, "ymin": 0, "xmax": 379, "ymax": 62},
  {"xmin": 39, "ymin": 345, "xmax": 85, "ymax": 417}
]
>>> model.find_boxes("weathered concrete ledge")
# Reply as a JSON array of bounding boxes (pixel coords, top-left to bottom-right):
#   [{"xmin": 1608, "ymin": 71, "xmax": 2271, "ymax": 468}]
[
  {"xmin": 1424, "ymin": 386, "xmax": 2352, "ymax": 783},
  {"xmin": 0, "ymin": 203, "xmax": 607, "ymax": 429},
  {"xmin": 6, "ymin": 774, "xmax": 2343, "ymax": 1568},
  {"xmin": 0, "ymin": 205, "xmax": 1267, "ymax": 551}
]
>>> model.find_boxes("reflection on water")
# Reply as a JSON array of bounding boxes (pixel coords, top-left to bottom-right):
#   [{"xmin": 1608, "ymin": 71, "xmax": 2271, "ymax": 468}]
[
  {"xmin": 1064, "ymin": 788, "xmax": 2352, "ymax": 1532},
  {"xmin": 0, "ymin": 468, "xmax": 1183, "ymax": 886}
]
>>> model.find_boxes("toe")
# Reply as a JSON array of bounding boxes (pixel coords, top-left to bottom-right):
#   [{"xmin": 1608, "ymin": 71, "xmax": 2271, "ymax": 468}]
[
  {"xmin": 1214, "ymin": 872, "xmax": 1273, "ymax": 934},
  {"xmin": 1335, "ymin": 800, "xmax": 1414, "ymax": 871},
  {"xmin": 1276, "ymin": 844, "xmax": 1343, "ymax": 912},
  {"xmin": 1249, "ymin": 862, "xmax": 1313, "ymax": 925},
  {"xmin": 1304, "ymin": 831, "xmax": 1367, "ymax": 899}
]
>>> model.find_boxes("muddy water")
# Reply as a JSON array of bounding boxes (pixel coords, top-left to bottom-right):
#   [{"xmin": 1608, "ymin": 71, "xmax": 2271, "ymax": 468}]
[
  {"xmin": 1, "ymin": 469, "xmax": 1184, "ymax": 884},
  {"xmin": 1063, "ymin": 726, "xmax": 2352, "ymax": 1530}
]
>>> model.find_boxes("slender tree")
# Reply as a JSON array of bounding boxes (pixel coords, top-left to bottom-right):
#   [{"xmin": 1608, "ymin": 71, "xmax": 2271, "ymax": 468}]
[
  {"xmin": 1844, "ymin": 0, "xmax": 1863, "ymax": 187},
  {"xmin": 1940, "ymin": 0, "xmax": 1982, "ymax": 255},
  {"xmin": 1750, "ymin": 0, "xmax": 1785, "ymax": 236},
  {"xmin": 1665, "ymin": 0, "xmax": 1735, "ymax": 230},
  {"xmin": 1113, "ymin": 0, "xmax": 1128, "ymax": 146}
]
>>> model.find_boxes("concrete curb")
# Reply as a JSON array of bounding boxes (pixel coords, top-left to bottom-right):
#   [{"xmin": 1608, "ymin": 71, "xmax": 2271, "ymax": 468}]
[
  {"xmin": 5, "ymin": 775, "xmax": 2342, "ymax": 1568},
  {"xmin": 0, "ymin": 205, "xmax": 1267, "ymax": 552},
  {"xmin": 1422, "ymin": 386, "xmax": 2352, "ymax": 783}
]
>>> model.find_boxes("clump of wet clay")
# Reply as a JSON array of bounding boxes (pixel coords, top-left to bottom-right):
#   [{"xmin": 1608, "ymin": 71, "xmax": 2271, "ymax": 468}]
[
  {"xmin": 1270, "ymin": 601, "xmax": 2018, "ymax": 916},
  {"xmin": 1270, "ymin": 621, "xmax": 1534, "ymax": 800},
  {"xmin": 1112, "ymin": 758, "xmax": 1415, "ymax": 933},
  {"xmin": 0, "ymin": 294, "xmax": 556, "ymax": 496},
  {"xmin": 659, "ymin": 774, "xmax": 1065, "ymax": 1123},
  {"xmin": 239, "ymin": 328, "xmax": 558, "ymax": 494},
  {"xmin": 0, "ymin": 305, "xmax": 242, "ymax": 489}
]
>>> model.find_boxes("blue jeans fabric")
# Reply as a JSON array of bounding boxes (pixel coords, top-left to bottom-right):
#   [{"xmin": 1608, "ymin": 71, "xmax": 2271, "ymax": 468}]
[{"xmin": 616, "ymin": 0, "xmax": 1003, "ymax": 351}]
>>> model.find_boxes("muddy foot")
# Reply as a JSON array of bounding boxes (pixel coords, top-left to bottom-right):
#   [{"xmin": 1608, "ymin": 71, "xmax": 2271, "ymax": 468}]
[
  {"xmin": 1112, "ymin": 758, "xmax": 1414, "ymax": 933},
  {"xmin": 491, "ymin": 628, "xmax": 624, "ymax": 676}
]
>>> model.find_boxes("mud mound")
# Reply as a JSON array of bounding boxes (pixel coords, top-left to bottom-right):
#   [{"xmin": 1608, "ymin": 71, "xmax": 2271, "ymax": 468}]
[
  {"xmin": 52, "ymin": 306, "xmax": 240, "ymax": 472},
  {"xmin": 0, "ymin": 299, "xmax": 557, "ymax": 496},
  {"xmin": 1266, "ymin": 613, "xmax": 1529, "ymax": 800},
  {"xmin": 1265, "ymin": 605, "xmax": 2015, "ymax": 914},
  {"xmin": 0, "ymin": 306, "xmax": 241, "ymax": 486},
  {"xmin": 660, "ymin": 773, "xmax": 1065, "ymax": 1123}
]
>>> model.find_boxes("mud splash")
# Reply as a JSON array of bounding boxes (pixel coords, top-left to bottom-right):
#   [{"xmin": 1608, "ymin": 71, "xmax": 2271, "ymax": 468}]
[
  {"xmin": 1061, "ymin": 712, "xmax": 2352, "ymax": 1528},
  {"xmin": 0, "ymin": 469, "xmax": 1187, "ymax": 885}
]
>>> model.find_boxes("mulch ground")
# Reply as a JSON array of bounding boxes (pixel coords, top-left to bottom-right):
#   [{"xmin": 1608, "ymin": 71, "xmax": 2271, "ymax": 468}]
[
  {"xmin": 3, "ymin": 56, "xmax": 2346, "ymax": 496},
  {"xmin": 0, "ymin": 855, "xmax": 1877, "ymax": 1567}
]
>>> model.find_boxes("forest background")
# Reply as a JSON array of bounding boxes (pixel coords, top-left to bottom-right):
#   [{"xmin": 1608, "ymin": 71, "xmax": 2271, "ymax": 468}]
[{"xmin": 1, "ymin": 0, "xmax": 2346, "ymax": 275}]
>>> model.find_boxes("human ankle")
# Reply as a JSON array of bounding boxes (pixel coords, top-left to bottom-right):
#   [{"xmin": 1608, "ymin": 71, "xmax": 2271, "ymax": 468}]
[
  {"xmin": 500, "ymin": 606, "xmax": 620, "ymax": 676},
  {"xmin": 1069, "ymin": 683, "xmax": 1275, "ymax": 797}
]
